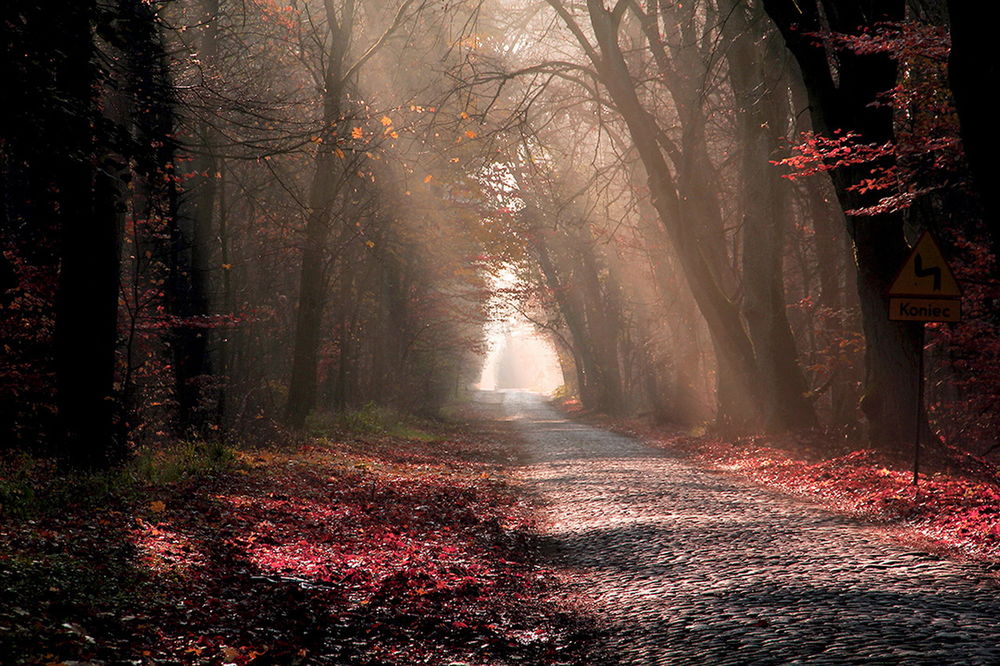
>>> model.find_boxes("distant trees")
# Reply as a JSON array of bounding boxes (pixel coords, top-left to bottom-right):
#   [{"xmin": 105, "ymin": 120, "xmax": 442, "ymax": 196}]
[
  {"xmin": 531, "ymin": 0, "xmax": 818, "ymax": 430},
  {"xmin": 456, "ymin": 0, "xmax": 995, "ymax": 456},
  {"xmin": 284, "ymin": 0, "xmax": 370, "ymax": 428},
  {"xmin": 169, "ymin": 0, "xmax": 219, "ymax": 437},
  {"xmin": 2, "ymin": 0, "xmax": 492, "ymax": 466}
]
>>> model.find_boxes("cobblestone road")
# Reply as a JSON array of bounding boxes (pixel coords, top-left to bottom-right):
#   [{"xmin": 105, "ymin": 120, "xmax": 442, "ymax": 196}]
[{"xmin": 504, "ymin": 391, "xmax": 1000, "ymax": 665}]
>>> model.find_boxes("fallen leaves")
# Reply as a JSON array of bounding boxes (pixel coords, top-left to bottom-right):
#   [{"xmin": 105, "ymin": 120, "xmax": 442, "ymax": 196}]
[
  {"xmin": 618, "ymin": 416, "xmax": 1000, "ymax": 563},
  {"xmin": 1, "ymin": 420, "xmax": 591, "ymax": 664}
]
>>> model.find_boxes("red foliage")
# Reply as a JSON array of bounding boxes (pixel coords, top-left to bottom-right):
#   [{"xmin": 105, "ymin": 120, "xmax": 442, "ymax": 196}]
[
  {"xmin": 773, "ymin": 21, "xmax": 963, "ymax": 217},
  {"xmin": 814, "ymin": 21, "xmax": 950, "ymax": 60},
  {"xmin": 0, "ymin": 246, "xmax": 59, "ymax": 446},
  {"xmin": 611, "ymin": 420, "xmax": 1000, "ymax": 563},
  {"xmin": 0, "ymin": 425, "xmax": 592, "ymax": 664},
  {"xmin": 924, "ymin": 233, "xmax": 1000, "ymax": 453}
]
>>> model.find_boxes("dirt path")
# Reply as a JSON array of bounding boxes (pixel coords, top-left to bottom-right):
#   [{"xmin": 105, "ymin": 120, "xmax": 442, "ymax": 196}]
[{"xmin": 503, "ymin": 390, "xmax": 1000, "ymax": 665}]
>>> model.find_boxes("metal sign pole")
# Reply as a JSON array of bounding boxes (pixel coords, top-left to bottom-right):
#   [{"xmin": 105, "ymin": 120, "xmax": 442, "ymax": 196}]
[
  {"xmin": 886, "ymin": 230, "xmax": 960, "ymax": 486},
  {"xmin": 913, "ymin": 323, "xmax": 926, "ymax": 486}
]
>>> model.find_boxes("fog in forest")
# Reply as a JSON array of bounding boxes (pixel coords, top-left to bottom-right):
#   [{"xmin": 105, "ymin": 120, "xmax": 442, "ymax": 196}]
[
  {"xmin": 478, "ymin": 321, "xmax": 564, "ymax": 394},
  {"xmin": 7, "ymin": 0, "xmax": 1000, "ymax": 661},
  {"xmin": 4, "ymin": 0, "xmax": 999, "ymax": 468}
]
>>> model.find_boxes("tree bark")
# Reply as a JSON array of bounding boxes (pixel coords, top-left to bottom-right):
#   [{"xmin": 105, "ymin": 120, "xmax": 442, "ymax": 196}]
[
  {"xmin": 723, "ymin": 0, "xmax": 817, "ymax": 429},
  {"xmin": 50, "ymin": 0, "xmax": 124, "ymax": 466},
  {"xmin": 284, "ymin": 5, "xmax": 350, "ymax": 428},
  {"xmin": 946, "ymin": 0, "xmax": 1000, "ymax": 268},
  {"xmin": 762, "ymin": 0, "xmax": 925, "ymax": 451}
]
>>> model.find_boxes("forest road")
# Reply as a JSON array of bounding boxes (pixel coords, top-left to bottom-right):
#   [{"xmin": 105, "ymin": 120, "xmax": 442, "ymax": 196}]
[{"xmin": 500, "ymin": 390, "xmax": 1000, "ymax": 665}]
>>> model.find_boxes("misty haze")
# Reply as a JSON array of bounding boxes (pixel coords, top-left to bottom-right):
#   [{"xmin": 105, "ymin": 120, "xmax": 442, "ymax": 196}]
[{"xmin": 4, "ymin": 0, "xmax": 1000, "ymax": 663}]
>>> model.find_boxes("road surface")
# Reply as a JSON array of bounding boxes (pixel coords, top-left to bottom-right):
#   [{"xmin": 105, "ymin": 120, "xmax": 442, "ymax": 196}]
[{"xmin": 503, "ymin": 391, "xmax": 1000, "ymax": 665}]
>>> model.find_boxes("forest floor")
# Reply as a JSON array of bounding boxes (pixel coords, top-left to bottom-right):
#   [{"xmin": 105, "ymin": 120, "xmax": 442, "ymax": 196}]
[
  {"xmin": 0, "ymin": 404, "xmax": 596, "ymax": 665},
  {"xmin": 7, "ymin": 395, "xmax": 1000, "ymax": 665},
  {"xmin": 557, "ymin": 400, "xmax": 1000, "ymax": 566}
]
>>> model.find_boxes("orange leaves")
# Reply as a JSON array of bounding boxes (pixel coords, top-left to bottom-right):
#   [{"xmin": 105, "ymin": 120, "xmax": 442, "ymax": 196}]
[
  {"xmin": 351, "ymin": 127, "xmax": 364, "ymax": 140},
  {"xmin": 380, "ymin": 115, "xmax": 400, "ymax": 139}
]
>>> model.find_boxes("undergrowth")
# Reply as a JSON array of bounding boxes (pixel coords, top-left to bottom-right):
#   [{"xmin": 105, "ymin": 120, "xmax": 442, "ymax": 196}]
[
  {"xmin": 0, "ymin": 409, "xmax": 592, "ymax": 665},
  {"xmin": 306, "ymin": 402, "xmax": 440, "ymax": 442},
  {"xmin": 0, "ymin": 439, "xmax": 235, "ymax": 520}
]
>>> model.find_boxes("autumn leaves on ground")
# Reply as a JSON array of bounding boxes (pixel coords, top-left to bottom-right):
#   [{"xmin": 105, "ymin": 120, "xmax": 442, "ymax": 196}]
[
  {"xmin": 8, "ymin": 398, "xmax": 1000, "ymax": 664},
  {"xmin": 583, "ymin": 405, "xmax": 1000, "ymax": 564},
  {"xmin": 0, "ymin": 404, "xmax": 595, "ymax": 665}
]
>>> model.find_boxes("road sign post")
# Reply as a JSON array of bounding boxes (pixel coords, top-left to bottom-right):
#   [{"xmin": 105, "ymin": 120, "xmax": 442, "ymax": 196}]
[
  {"xmin": 914, "ymin": 325, "xmax": 925, "ymax": 486},
  {"xmin": 886, "ymin": 231, "xmax": 962, "ymax": 485}
]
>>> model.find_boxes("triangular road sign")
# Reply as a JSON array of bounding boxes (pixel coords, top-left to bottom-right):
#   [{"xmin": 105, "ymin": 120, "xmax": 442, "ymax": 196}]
[{"xmin": 888, "ymin": 231, "xmax": 961, "ymax": 297}]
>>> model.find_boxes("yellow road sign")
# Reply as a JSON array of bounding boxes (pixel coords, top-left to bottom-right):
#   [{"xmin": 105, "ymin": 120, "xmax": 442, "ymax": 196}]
[
  {"xmin": 888, "ymin": 231, "xmax": 961, "ymax": 297},
  {"xmin": 889, "ymin": 297, "xmax": 961, "ymax": 322}
]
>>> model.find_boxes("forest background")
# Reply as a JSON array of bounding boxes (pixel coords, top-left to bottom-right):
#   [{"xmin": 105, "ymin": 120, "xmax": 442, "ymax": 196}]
[{"xmin": 2, "ymin": 0, "xmax": 998, "ymax": 473}]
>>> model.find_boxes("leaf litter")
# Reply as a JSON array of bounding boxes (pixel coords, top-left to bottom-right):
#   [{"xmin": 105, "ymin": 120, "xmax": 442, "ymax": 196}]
[{"xmin": 0, "ymin": 418, "xmax": 596, "ymax": 665}]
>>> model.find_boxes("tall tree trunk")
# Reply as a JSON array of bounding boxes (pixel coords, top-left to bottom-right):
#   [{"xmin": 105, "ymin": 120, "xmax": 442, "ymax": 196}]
[
  {"xmin": 170, "ymin": 0, "xmax": 221, "ymax": 434},
  {"xmin": 50, "ymin": 0, "xmax": 124, "ymax": 467},
  {"xmin": 724, "ymin": 0, "xmax": 817, "ymax": 429},
  {"xmin": 947, "ymin": 0, "xmax": 1000, "ymax": 268},
  {"xmin": 788, "ymin": 61, "xmax": 860, "ymax": 428},
  {"xmin": 763, "ymin": 0, "xmax": 925, "ymax": 451},
  {"xmin": 285, "ymin": 8, "xmax": 350, "ymax": 428},
  {"xmin": 562, "ymin": 0, "xmax": 766, "ymax": 429}
]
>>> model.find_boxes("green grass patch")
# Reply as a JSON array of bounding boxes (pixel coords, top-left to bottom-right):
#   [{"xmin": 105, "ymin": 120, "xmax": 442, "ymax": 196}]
[
  {"xmin": 0, "ymin": 439, "xmax": 234, "ymax": 521},
  {"xmin": 388, "ymin": 423, "xmax": 438, "ymax": 441},
  {"xmin": 306, "ymin": 402, "xmax": 442, "ymax": 442},
  {"xmin": 127, "ymin": 439, "xmax": 234, "ymax": 486}
]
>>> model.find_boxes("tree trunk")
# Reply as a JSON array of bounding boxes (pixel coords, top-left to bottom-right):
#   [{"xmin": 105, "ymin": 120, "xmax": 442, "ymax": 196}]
[
  {"xmin": 763, "ymin": 0, "xmax": 925, "ymax": 451},
  {"xmin": 800, "ymin": 177, "xmax": 859, "ymax": 427},
  {"xmin": 575, "ymin": 228, "xmax": 626, "ymax": 415},
  {"xmin": 51, "ymin": 0, "xmax": 124, "ymax": 467},
  {"xmin": 533, "ymin": 227, "xmax": 602, "ymax": 409},
  {"xmin": 284, "ymin": 11, "xmax": 349, "ymax": 428},
  {"xmin": 788, "ymin": 62, "xmax": 860, "ymax": 428},
  {"xmin": 723, "ymin": 0, "xmax": 817, "ymax": 429},
  {"xmin": 170, "ymin": 0, "xmax": 221, "ymax": 435},
  {"xmin": 575, "ymin": 0, "xmax": 766, "ymax": 429},
  {"xmin": 947, "ymin": 0, "xmax": 1000, "ymax": 268},
  {"xmin": 628, "ymin": 163, "xmax": 707, "ymax": 424}
]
